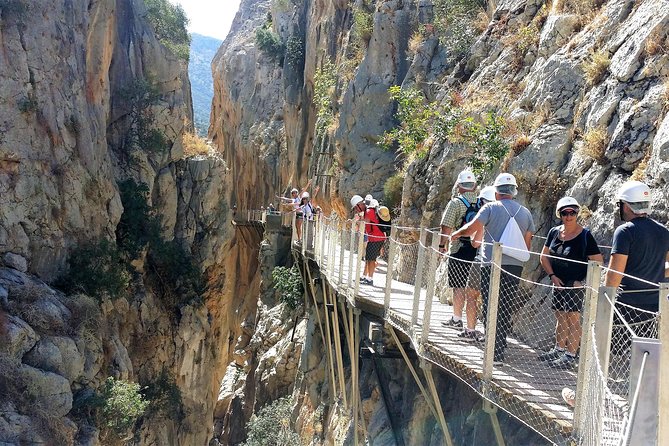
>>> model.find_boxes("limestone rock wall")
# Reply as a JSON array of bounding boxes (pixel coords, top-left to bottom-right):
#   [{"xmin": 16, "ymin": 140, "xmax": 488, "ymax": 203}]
[{"xmin": 0, "ymin": 1, "xmax": 258, "ymax": 445}]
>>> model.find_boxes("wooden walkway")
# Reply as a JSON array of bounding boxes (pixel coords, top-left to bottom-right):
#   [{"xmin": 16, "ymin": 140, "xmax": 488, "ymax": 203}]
[{"xmin": 302, "ymin": 245, "xmax": 576, "ymax": 445}]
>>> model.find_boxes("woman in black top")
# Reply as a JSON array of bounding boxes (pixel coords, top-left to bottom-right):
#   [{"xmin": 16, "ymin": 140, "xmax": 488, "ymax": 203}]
[{"xmin": 539, "ymin": 197, "xmax": 603, "ymax": 369}]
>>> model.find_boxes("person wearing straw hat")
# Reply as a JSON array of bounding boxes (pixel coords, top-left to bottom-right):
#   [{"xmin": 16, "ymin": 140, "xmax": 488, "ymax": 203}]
[
  {"xmin": 451, "ymin": 173, "xmax": 535, "ymax": 365},
  {"xmin": 439, "ymin": 170, "xmax": 480, "ymax": 335},
  {"xmin": 538, "ymin": 197, "xmax": 603, "ymax": 369}
]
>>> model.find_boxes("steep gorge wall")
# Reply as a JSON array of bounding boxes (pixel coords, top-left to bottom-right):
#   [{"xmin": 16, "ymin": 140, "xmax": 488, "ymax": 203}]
[
  {"xmin": 211, "ymin": 0, "xmax": 669, "ymax": 443},
  {"xmin": 0, "ymin": 1, "xmax": 258, "ymax": 444}
]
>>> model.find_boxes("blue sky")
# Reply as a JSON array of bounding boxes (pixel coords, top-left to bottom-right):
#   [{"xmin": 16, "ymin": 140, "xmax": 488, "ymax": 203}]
[{"xmin": 173, "ymin": 0, "xmax": 242, "ymax": 41}]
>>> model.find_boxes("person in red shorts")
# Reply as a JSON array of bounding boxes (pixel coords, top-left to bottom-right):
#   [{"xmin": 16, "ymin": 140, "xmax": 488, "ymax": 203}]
[{"xmin": 351, "ymin": 195, "xmax": 387, "ymax": 286}]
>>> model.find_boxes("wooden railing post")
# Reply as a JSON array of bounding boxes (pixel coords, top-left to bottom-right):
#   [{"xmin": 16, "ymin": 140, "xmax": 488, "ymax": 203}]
[
  {"xmin": 411, "ymin": 229, "xmax": 428, "ymax": 331},
  {"xmin": 482, "ymin": 242, "xmax": 503, "ymax": 396},
  {"xmin": 384, "ymin": 225, "xmax": 398, "ymax": 314},
  {"xmin": 338, "ymin": 222, "xmax": 347, "ymax": 286},
  {"xmin": 421, "ymin": 232, "xmax": 441, "ymax": 345},
  {"xmin": 291, "ymin": 212, "xmax": 297, "ymax": 246},
  {"xmin": 573, "ymin": 261, "xmax": 602, "ymax": 434}
]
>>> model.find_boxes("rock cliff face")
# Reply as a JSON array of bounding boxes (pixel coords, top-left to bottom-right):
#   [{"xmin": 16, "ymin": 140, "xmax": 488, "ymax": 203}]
[
  {"xmin": 0, "ymin": 1, "xmax": 257, "ymax": 445},
  {"xmin": 211, "ymin": 0, "xmax": 668, "ymax": 443}
]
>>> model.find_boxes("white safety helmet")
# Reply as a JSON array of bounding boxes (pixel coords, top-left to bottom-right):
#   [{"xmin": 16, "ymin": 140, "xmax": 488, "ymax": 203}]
[
  {"xmin": 616, "ymin": 181, "xmax": 651, "ymax": 214},
  {"xmin": 351, "ymin": 195, "xmax": 364, "ymax": 208},
  {"xmin": 291, "ymin": 188, "xmax": 299, "ymax": 194},
  {"xmin": 555, "ymin": 196, "xmax": 580, "ymax": 218},
  {"xmin": 369, "ymin": 199, "xmax": 379, "ymax": 208},
  {"xmin": 457, "ymin": 170, "xmax": 477, "ymax": 190},
  {"xmin": 301, "ymin": 192, "xmax": 310, "ymax": 199},
  {"xmin": 478, "ymin": 186, "xmax": 496, "ymax": 203},
  {"xmin": 493, "ymin": 173, "xmax": 518, "ymax": 187}
]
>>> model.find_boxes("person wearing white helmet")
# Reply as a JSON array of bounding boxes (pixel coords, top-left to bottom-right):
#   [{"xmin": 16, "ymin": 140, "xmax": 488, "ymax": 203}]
[
  {"xmin": 605, "ymin": 181, "xmax": 669, "ymax": 326},
  {"xmin": 351, "ymin": 194, "xmax": 387, "ymax": 286},
  {"xmin": 364, "ymin": 194, "xmax": 374, "ymax": 206},
  {"xmin": 538, "ymin": 197, "xmax": 603, "ymax": 369},
  {"xmin": 451, "ymin": 172, "xmax": 535, "ymax": 364},
  {"xmin": 439, "ymin": 170, "xmax": 480, "ymax": 334}
]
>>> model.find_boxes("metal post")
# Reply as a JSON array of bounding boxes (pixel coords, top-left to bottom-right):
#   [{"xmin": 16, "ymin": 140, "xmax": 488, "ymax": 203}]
[
  {"xmin": 353, "ymin": 308, "xmax": 361, "ymax": 445},
  {"xmin": 332, "ymin": 291, "xmax": 347, "ymax": 408},
  {"xmin": 354, "ymin": 224, "xmax": 365, "ymax": 297},
  {"xmin": 482, "ymin": 400, "xmax": 506, "ymax": 446},
  {"xmin": 422, "ymin": 361, "xmax": 455, "ymax": 446},
  {"xmin": 338, "ymin": 223, "xmax": 347, "ymax": 287},
  {"xmin": 574, "ymin": 261, "xmax": 602, "ymax": 433},
  {"xmin": 348, "ymin": 222, "xmax": 356, "ymax": 290},
  {"xmin": 384, "ymin": 225, "xmax": 398, "ymax": 314},
  {"xmin": 482, "ymin": 242, "xmax": 503, "ymax": 394},
  {"xmin": 291, "ymin": 212, "xmax": 297, "ymax": 246},
  {"xmin": 594, "ymin": 286, "xmax": 616, "ymax": 382},
  {"xmin": 302, "ymin": 218, "xmax": 308, "ymax": 256},
  {"xmin": 657, "ymin": 283, "xmax": 669, "ymax": 445},
  {"xmin": 627, "ymin": 338, "xmax": 660, "ymax": 445},
  {"xmin": 421, "ymin": 232, "xmax": 441, "ymax": 345},
  {"xmin": 411, "ymin": 228, "xmax": 428, "ymax": 330},
  {"xmin": 339, "ymin": 297, "xmax": 352, "ymax": 409}
]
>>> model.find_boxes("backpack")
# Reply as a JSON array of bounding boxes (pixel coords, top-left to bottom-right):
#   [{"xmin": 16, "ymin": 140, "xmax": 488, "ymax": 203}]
[
  {"xmin": 499, "ymin": 205, "xmax": 530, "ymax": 262},
  {"xmin": 458, "ymin": 196, "xmax": 480, "ymax": 228}
]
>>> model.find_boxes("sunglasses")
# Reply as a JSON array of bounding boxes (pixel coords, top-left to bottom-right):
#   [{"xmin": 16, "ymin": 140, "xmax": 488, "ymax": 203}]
[{"xmin": 560, "ymin": 210, "xmax": 578, "ymax": 217}]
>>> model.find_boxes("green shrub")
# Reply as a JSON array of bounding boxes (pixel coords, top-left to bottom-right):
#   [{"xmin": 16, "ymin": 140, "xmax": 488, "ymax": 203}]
[
  {"xmin": 144, "ymin": 0, "xmax": 191, "ymax": 62},
  {"xmin": 432, "ymin": 0, "xmax": 485, "ymax": 61},
  {"xmin": 313, "ymin": 59, "xmax": 338, "ymax": 133},
  {"xmin": 380, "ymin": 86, "xmax": 436, "ymax": 157},
  {"xmin": 116, "ymin": 179, "xmax": 160, "ymax": 259},
  {"xmin": 465, "ymin": 111, "xmax": 510, "ymax": 177},
  {"xmin": 242, "ymin": 396, "xmax": 300, "ymax": 446},
  {"xmin": 143, "ymin": 369, "xmax": 184, "ymax": 421},
  {"xmin": 271, "ymin": 265, "xmax": 303, "ymax": 310},
  {"xmin": 0, "ymin": 0, "xmax": 27, "ymax": 19},
  {"xmin": 256, "ymin": 27, "xmax": 285, "ymax": 62},
  {"xmin": 352, "ymin": 5, "xmax": 374, "ymax": 45},
  {"xmin": 18, "ymin": 94, "xmax": 38, "ymax": 114},
  {"xmin": 96, "ymin": 378, "xmax": 149, "ymax": 439},
  {"xmin": 119, "ymin": 78, "xmax": 170, "ymax": 154},
  {"xmin": 56, "ymin": 239, "xmax": 130, "ymax": 300},
  {"xmin": 147, "ymin": 239, "xmax": 204, "ymax": 309},
  {"xmin": 384, "ymin": 173, "xmax": 405, "ymax": 211},
  {"xmin": 285, "ymin": 35, "xmax": 305, "ymax": 71}
]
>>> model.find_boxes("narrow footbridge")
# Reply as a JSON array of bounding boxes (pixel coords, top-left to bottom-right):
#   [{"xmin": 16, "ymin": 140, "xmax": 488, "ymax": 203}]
[{"xmin": 246, "ymin": 211, "xmax": 669, "ymax": 446}]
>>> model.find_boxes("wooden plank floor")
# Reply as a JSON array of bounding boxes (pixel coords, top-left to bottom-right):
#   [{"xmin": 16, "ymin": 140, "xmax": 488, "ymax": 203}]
[{"xmin": 305, "ymin": 245, "xmax": 585, "ymax": 444}]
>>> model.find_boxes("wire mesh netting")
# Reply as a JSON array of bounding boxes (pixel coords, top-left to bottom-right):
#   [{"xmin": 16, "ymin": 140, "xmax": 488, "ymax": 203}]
[{"xmin": 299, "ymin": 217, "xmax": 666, "ymax": 445}]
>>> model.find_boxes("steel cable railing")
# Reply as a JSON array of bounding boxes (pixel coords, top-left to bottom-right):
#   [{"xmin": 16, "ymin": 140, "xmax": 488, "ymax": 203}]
[{"xmin": 295, "ymin": 214, "xmax": 666, "ymax": 445}]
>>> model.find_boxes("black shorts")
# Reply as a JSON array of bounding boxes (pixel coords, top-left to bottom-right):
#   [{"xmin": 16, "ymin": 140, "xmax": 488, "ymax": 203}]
[
  {"xmin": 365, "ymin": 241, "xmax": 384, "ymax": 261},
  {"xmin": 552, "ymin": 285, "xmax": 585, "ymax": 312},
  {"xmin": 448, "ymin": 244, "xmax": 477, "ymax": 288}
]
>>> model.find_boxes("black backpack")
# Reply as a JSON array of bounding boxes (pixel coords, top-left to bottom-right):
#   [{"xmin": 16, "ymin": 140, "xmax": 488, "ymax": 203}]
[{"xmin": 458, "ymin": 196, "xmax": 480, "ymax": 228}]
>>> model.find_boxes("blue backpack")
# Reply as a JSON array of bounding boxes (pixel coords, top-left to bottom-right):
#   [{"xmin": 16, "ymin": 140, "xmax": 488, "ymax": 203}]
[{"xmin": 458, "ymin": 196, "xmax": 480, "ymax": 228}]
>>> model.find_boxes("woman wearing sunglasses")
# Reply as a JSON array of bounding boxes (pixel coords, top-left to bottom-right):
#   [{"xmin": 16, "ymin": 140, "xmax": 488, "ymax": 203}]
[{"xmin": 538, "ymin": 197, "xmax": 603, "ymax": 369}]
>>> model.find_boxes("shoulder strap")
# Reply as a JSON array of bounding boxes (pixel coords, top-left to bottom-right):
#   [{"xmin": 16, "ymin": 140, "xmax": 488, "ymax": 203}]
[{"xmin": 458, "ymin": 196, "xmax": 471, "ymax": 208}]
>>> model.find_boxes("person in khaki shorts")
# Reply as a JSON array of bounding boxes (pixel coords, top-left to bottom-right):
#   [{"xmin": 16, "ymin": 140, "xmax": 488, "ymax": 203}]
[{"xmin": 440, "ymin": 170, "xmax": 479, "ymax": 337}]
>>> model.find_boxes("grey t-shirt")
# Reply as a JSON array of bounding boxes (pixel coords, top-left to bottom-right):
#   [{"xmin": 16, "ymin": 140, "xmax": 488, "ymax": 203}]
[{"xmin": 475, "ymin": 199, "xmax": 536, "ymax": 266}]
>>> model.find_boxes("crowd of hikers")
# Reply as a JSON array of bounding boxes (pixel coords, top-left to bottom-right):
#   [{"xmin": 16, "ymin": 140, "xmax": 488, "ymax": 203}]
[{"xmin": 274, "ymin": 170, "xmax": 669, "ymax": 405}]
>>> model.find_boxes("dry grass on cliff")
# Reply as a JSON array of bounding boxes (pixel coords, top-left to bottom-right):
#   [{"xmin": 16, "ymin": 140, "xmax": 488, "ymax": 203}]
[
  {"xmin": 583, "ymin": 50, "xmax": 610, "ymax": 86},
  {"xmin": 182, "ymin": 132, "xmax": 213, "ymax": 158},
  {"xmin": 662, "ymin": 78, "xmax": 669, "ymax": 113},
  {"xmin": 645, "ymin": 29, "xmax": 669, "ymax": 57},
  {"xmin": 580, "ymin": 125, "xmax": 609, "ymax": 163},
  {"xmin": 631, "ymin": 150, "xmax": 651, "ymax": 181}
]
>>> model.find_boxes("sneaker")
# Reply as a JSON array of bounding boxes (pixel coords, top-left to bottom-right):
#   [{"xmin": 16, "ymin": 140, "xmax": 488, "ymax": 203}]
[
  {"xmin": 538, "ymin": 347, "xmax": 564, "ymax": 362},
  {"xmin": 441, "ymin": 318, "xmax": 463, "ymax": 329},
  {"xmin": 359, "ymin": 277, "xmax": 366, "ymax": 283},
  {"xmin": 458, "ymin": 330, "xmax": 482, "ymax": 340},
  {"xmin": 549, "ymin": 353, "xmax": 576, "ymax": 370},
  {"xmin": 562, "ymin": 387, "xmax": 575, "ymax": 408},
  {"xmin": 361, "ymin": 278, "xmax": 373, "ymax": 286}
]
